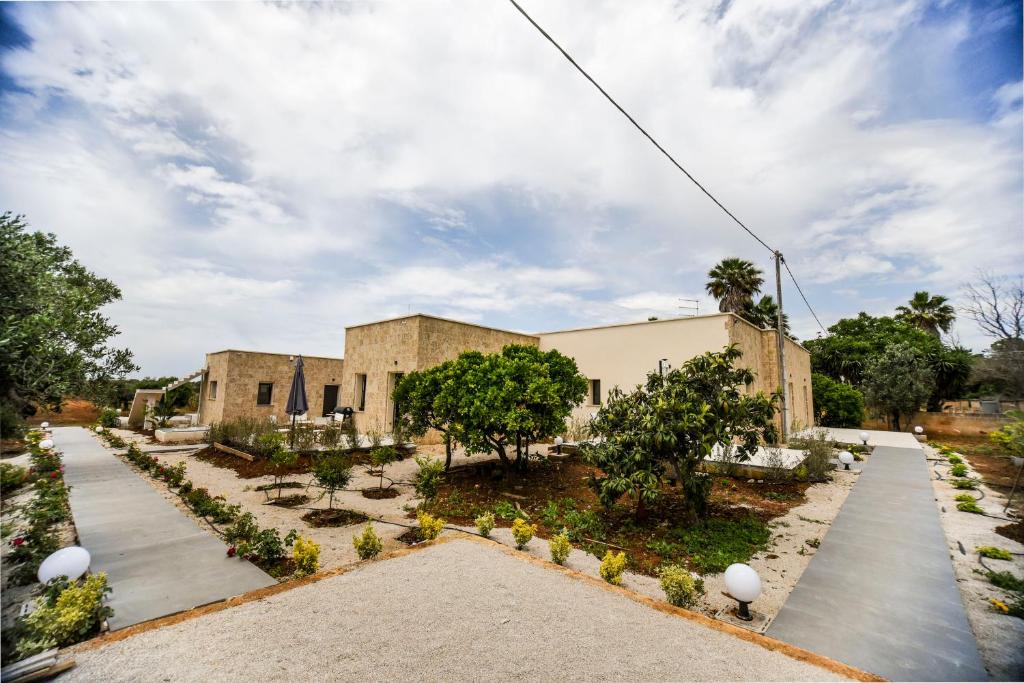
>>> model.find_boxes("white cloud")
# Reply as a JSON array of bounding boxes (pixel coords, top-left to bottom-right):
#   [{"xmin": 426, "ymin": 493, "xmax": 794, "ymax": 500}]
[{"xmin": 0, "ymin": 0, "xmax": 1020, "ymax": 373}]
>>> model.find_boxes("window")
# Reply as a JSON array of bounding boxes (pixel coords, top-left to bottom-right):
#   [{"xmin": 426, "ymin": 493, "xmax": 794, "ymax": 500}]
[
  {"xmin": 257, "ymin": 382, "xmax": 273, "ymax": 405},
  {"xmin": 590, "ymin": 379, "xmax": 601, "ymax": 406},
  {"xmin": 355, "ymin": 374, "xmax": 367, "ymax": 411},
  {"xmin": 209, "ymin": 381, "xmax": 218, "ymax": 400}
]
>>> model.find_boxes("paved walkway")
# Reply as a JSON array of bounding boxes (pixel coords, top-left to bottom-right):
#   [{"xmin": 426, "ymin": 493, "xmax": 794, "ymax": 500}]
[
  {"xmin": 768, "ymin": 441, "xmax": 988, "ymax": 681},
  {"xmin": 54, "ymin": 427, "xmax": 274, "ymax": 629}
]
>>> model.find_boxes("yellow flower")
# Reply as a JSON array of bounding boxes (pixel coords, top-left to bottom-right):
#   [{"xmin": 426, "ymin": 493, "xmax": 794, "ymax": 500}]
[{"xmin": 990, "ymin": 598, "xmax": 1009, "ymax": 614}]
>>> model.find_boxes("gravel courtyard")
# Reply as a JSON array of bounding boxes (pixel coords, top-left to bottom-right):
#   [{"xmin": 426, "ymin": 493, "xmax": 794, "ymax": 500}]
[{"xmin": 64, "ymin": 539, "xmax": 851, "ymax": 682}]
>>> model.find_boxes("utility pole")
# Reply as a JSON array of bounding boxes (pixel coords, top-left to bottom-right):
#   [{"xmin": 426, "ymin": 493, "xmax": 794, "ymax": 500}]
[{"xmin": 775, "ymin": 251, "xmax": 791, "ymax": 441}]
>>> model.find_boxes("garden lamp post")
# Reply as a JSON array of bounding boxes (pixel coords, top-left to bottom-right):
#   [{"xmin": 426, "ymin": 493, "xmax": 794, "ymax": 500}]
[
  {"xmin": 838, "ymin": 450, "xmax": 854, "ymax": 470},
  {"xmin": 859, "ymin": 431, "xmax": 869, "ymax": 446},
  {"xmin": 39, "ymin": 439, "xmax": 54, "ymax": 450},
  {"xmin": 914, "ymin": 426, "xmax": 924, "ymax": 435},
  {"xmin": 554, "ymin": 436, "xmax": 563, "ymax": 455},
  {"xmin": 40, "ymin": 421, "xmax": 49, "ymax": 430},
  {"xmin": 38, "ymin": 546, "xmax": 91, "ymax": 584},
  {"xmin": 95, "ymin": 426, "xmax": 103, "ymax": 434},
  {"xmin": 724, "ymin": 563, "xmax": 761, "ymax": 621}
]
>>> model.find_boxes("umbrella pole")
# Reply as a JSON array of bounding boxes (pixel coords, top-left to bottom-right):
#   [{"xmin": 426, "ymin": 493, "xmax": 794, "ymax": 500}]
[{"xmin": 290, "ymin": 413, "xmax": 296, "ymax": 450}]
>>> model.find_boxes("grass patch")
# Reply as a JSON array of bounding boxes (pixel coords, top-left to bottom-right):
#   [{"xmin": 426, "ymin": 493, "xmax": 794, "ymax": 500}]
[
  {"xmin": 669, "ymin": 516, "xmax": 771, "ymax": 574},
  {"xmin": 988, "ymin": 570, "xmax": 1024, "ymax": 594},
  {"xmin": 977, "ymin": 546, "xmax": 1013, "ymax": 561},
  {"xmin": 957, "ymin": 500, "xmax": 984, "ymax": 514},
  {"xmin": 951, "ymin": 478, "xmax": 978, "ymax": 490}
]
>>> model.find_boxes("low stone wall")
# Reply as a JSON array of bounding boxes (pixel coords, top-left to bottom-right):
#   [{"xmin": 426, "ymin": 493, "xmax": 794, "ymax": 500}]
[
  {"xmin": 155, "ymin": 427, "xmax": 210, "ymax": 444},
  {"xmin": 864, "ymin": 412, "xmax": 1012, "ymax": 436}
]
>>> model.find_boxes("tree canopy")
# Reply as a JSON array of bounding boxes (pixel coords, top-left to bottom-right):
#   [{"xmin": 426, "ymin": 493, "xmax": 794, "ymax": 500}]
[
  {"xmin": 0, "ymin": 213, "xmax": 137, "ymax": 418},
  {"xmin": 811, "ymin": 373, "xmax": 864, "ymax": 428},
  {"xmin": 705, "ymin": 258, "xmax": 764, "ymax": 315},
  {"xmin": 583, "ymin": 346, "xmax": 778, "ymax": 520},
  {"xmin": 396, "ymin": 344, "xmax": 587, "ymax": 471},
  {"xmin": 861, "ymin": 342, "xmax": 935, "ymax": 431},
  {"xmin": 895, "ymin": 291, "xmax": 955, "ymax": 338}
]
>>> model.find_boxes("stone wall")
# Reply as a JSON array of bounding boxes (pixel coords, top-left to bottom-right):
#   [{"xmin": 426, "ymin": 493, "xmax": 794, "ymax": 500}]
[
  {"xmin": 199, "ymin": 351, "xmax": 344, "ymax": 426},
  {"xmin": 864, "ymin": 411, "xmax": 1013, "ymax": 436}
]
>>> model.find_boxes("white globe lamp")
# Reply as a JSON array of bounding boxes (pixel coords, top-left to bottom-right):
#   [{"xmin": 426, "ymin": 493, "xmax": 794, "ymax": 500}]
[
  {"xmin": 838, "ymin": 450, "xmax": 854, "ymax": 470},
  {"xmin": 95, "ymin": 426, "xmax": 104, "ymax": 433},
  {"xmin": 914, "ymin": 425, "xmax": 923, "ymax": 435},
  {"xmin": 38, "ymin": 546, "xmax": 91, "ymax": 584},
  {"xmin": 40, "ymin": 421, "xmax": 50, "ymax": 430},
  {"xmin": 859, "ymin": 431, "xmax": 869, "ymax": 446},
  {"xmin": 724, "ymin": 563, "xmax": 762, "ymax": 621},
  {"xmin": 39, "ymin": 439, "xmax": 54, "ymax": 450},
  {"xmin": 554, "ymin": 436, "xmax": 564, "ymax": 455}
]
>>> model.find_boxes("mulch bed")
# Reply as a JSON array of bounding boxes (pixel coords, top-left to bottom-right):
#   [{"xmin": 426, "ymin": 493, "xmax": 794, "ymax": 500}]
[
  {"xmin": 192, "ymin": 445, "xmax": 374, "ymax": 479},
  {"xmin": 996, "ymin": 521, "xmax": 1024, "ymax": 545},
  {"xmin": 266, "ymin": 494, "xmax": 311, "ymax": 508},
  {"xmin": 301, "ymin": 508, "xmax": 368, "ymax": 528},
  {"xmin": 420, "ymin": 455, "xmax": 809, "ymax": 575},
  {"xmin": 362, "ymin": 487, "xmax": 400, "ymax": 499},
  {"xmin": 255, "ymin": 481, "xmax": 305, "ymax": 492},
  {"xmin": 396, "ymin": 529, "xmax": 423, "ymax": 545}
]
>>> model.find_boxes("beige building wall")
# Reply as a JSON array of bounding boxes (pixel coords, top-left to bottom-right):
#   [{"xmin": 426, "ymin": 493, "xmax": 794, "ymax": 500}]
[
  {"xmin": 198, "ymin": 350, "xmax": 344, "ymax": 426},
  {"xmin": 340, "ymin": 314, "xmax": 538, "ymax": 433}
]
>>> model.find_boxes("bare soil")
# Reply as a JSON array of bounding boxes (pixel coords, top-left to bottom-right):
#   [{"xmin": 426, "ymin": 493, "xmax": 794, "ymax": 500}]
[
  {"xmin": 301, "ymin": 509, "xmax": 368, "ymax": 528},
  {"xmin": 27, "ymin": 398, "xmax": 99, "ymax": 426},
  {"xmin": 193, "ymin": 446, "xmax": 373, "ymax": 479},
  {"xmin": 422, "ymin": 455, "xmax": 810, "ymax": 576},
  {"xmin": 266, "ymin": 494, "xmax": 310, "ymax": 508},
  {"xmin": 362, "ymin": 487, "xmax": 400, "ymax": 499}
]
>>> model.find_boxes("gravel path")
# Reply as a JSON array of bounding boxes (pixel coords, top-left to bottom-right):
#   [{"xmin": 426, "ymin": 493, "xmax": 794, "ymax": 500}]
[{"xmin": 64, "ymin": 539, "xmax": 848, "ymax": 682}]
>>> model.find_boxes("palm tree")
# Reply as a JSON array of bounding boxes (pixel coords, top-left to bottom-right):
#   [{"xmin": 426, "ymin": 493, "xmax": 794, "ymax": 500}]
[
  {"xmin": 706, "ymin": 258, "xmax": 764, "ymax": 314},
  {"xmin": 895, "ymin": 291, "xmax": 955, "ymax": 337},
  {"xmin": 742, "ymin": 295, "xmax": 790, "ymax": 334}
]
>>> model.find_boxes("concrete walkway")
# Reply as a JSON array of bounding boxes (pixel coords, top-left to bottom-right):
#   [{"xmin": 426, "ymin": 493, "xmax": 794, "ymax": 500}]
[
  {"xmin": 54, "ymin": 427, "xmax": 274, "ymax": 629},
  {"xmin": 768, "ymin": 441, "xmax": 988, "ymax": 681}
]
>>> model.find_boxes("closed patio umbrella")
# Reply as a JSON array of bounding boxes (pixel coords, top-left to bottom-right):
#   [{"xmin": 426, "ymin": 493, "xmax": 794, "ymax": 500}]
[{"xmin": 285, "ymin": 355, "xmax": 308, "ymax": 449}]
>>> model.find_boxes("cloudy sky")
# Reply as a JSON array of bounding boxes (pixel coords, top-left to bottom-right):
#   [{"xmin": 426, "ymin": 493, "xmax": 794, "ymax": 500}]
[{"xmin": 1, "ymin": 0, "xmax": 1021, "ymax": 377}]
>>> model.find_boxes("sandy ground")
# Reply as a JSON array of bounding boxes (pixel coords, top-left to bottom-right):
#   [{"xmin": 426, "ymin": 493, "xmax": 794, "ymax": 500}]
[
  {"xmin": 62, "ymin": 538, "xmax": 849, "ymax": 682},
  {"xmin": 928, "ymin": 444, "xmax": 1024, "ymax": 681},
  {"xmin": 96, "ymin": 429, "xmax": 860, "ymax": 623}
]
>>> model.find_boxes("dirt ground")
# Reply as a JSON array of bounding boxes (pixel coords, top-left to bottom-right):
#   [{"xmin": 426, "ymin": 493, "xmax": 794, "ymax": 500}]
[
  {"xmin": 928, "ymin": 443, "xmax": 1024, "ymax": 681},
  {"xmin": 26, "ymin": 398, "xmax": 99, "ymax": 427}
]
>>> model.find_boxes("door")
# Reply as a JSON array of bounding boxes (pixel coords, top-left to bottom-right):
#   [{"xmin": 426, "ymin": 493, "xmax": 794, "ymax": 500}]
[{"xmin": 322, "ymin": 384, "xmax": 339, "ymax": 416}]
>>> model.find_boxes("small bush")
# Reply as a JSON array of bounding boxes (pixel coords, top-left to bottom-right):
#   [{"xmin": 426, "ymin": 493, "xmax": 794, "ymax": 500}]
[
  {"xmin": 413, "ymin": 457, "xmax": 444, "ymax": 501},
  {"xmin": 98, "ymin": 407, "xmax": 120, "ymax": 428},
  {"xmin": 511, "ymin": 518, "xmax": 537, "ymax": 550},
  {"xmin": 954, "ymin": 493, "xmax": 976, "ymax": 503},
  {"xmin": 0, "ymin": 402, "xmax": 26, "ymax": 439},
  {"xmin": 549, "ymin": 532, "xmax": 571, "ymax": 565},
  {"xmin": 493, "ymin": 500, "xmax": 519, "ymax": 521},
  {"xmin": 474, "ymin": 511, "xmax": 495, "ymax": 538},
  {"xmin": 977, "ymin": 546, "xmax": 1013, "ymax": 561},
  {"xmin": 353, "ymin": 523, "xmax": 383, "ymax": 559},
  {"xmin": 370, "ymin": 445, "xmax": 399, "ymax": 490},
  {"xmin": 950, "ymin": 463, "xmax": 968, "ymax": 477},
  {"xmin": 417, "ymin": 511, "xmax": 445, "ymax": 541},
  {"xmin": 658, "ymin": 564, "xmax": 705, "ymax": 608},
  {"xmin": 957, "ymin": 500, "xmax": 984, "ymax": 514},
  {"xmin": 947, "ymin": 454, "xmax": 963, "ymax": 464},
  {"xmin": 791, "ymin": 428, "xmax": 833, "ymax": 481},
  {"xmin": 312, "ymin": 451, "xmax": 352, "ymax": 510},
  {"xmin": 1, "ymin": 463, "xmax": 28, "ymax": 494},
  {"xmin": 600, "ymin": 551, "xmax": 627, "ymax": 585},
  {"xmin": 16, "ymin": 573, "xmax": 112, "ymax": 657},
  {"xmin": 292, "ymin": 536, "xmax": 320, "ymax": 576},
  {"xmin": 952, "ymin": 478, "xmax": 978, "ymax": 490},
  {"xmin": 988, "ymin": 570, "xmax": 1024, "ymax": 594}
]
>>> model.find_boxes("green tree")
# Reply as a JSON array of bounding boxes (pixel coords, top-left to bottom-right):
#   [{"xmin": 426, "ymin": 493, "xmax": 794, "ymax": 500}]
[
  {"xmin": 394, "ymin": 363, "xmax": 457, "ymax": 470},
  {"xmin": 432, "ymin": 345, "xmax": 587, "ymax": 472},
  {"xmin": 705, "ymin": 258, "xmax": 764, "ymax": 314},
  {"xmin": 895, "ymin": 291, "xmax": 956, "ymax": 337},
  {"xmin": 312, "ymin": 451, "xmax": 353, "ymax": 509},
  {"xmin": 811, "ymin": 373, "xmax": 865, "ymax": 428},
  {"xmin": 740, "ymin": 294, "xmax": 791, "ymax": 335},
  {"xmin": 584, "ymin": 346, "xmax": 777, "ymax": 520},
  {"xmin": 861, "ymin": 342, "xmax": 934, "ymax": 431},
  {"xmin": 990, "ymin": 411, "xmax": 1024, "ymax": 458},
  {"xmin": 0, "ymin": 213, "xmax": 138, "ymax": 421}
]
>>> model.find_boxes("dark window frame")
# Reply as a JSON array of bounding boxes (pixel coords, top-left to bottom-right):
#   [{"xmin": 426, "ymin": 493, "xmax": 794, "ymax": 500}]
[
  {"xmin": 356, "ymin": 374, "xmax": 367, "ymax": 411},
  {"xmin": 257, "ymin": 382, "xmax": 273, "ymax": 405},
  {"xmin": 590, "ymin": 379, "xmax": 601, "ymax": 406},
  {"xmin": 209, "ymin": 380, "xmax": 218, "ymax": 400}
]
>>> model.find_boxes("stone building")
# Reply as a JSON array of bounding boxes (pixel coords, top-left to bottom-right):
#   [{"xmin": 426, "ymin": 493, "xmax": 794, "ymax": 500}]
[
  {"xmin": 193, "ymin": 311, "xmax": 812, "ymax": 436},
  {"xmin": 197, "ymin": 350, "xmax": 344, "ymax": 426}
]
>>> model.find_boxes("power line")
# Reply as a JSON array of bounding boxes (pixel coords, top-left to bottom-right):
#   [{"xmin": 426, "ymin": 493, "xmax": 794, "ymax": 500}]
[
  {"xmin": 783, "ymin": 258, "xmax": 829, "ymax": 335},
  {"xmin": 504, "ymin": 0, "xmax": 830, "ymax": 335},
  {"xmin": 504, "ymin": 0, "xmax": 774, "ymax": 254}
]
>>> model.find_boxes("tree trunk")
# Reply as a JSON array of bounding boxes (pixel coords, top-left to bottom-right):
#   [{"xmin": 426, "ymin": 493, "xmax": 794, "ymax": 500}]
[
  {"xmin": 892, "ymin": 410, "xmax": 902, "ymax": 432},
  {"xmin": 635, "ymin": 493, "xmax": 647, "ymax": 521},
  {"xmin": 444, "ymin": 434, "xmax": 452, "ymax": 472}
]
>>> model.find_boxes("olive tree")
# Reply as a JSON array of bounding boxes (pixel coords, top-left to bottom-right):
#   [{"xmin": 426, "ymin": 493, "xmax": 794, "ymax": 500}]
[
  {"xmin": 861, "ymin": 342, "xmax": 934, "ymax": 432},
  {"xmin": 583, "ymin": 346, "xmax": 777, "ymax": 520}
]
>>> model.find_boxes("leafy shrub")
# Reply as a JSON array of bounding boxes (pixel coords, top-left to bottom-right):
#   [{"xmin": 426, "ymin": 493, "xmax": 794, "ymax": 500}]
[
  {"xmin": 222, "ymin": 511, "xmax": 296, "ymax": 563},
  {"xmin": 811, "ymin": 373, "xmax": 865, "ymax": 428},
  {"xmin": 414, "ymin": 457, "xmax": 444, "ymax": 501},
  {"xmin": 790, "ymin": 429, "xmax": 833, "ymax": 482},
  {"xmin": 98, "ymin": 407, "xmax": 120, "ymax": 428},
  {"xmin": 549, "ymin": 532, "xmax": 571, "ymax": 565},
  {"xmin": 562, "ymin": 508, "xmax": 605, "ymax": 543},
  {"xmin": 977, "ymin": 546, "xmax": 1013, "ymax": 561},
  {"xmin": 16, "ymin": 573, "xmax": 112, "ymax": 658},
  {"xmin": 183, "ymin": 487, "xmax": 240, "ymax": 524},
  {"xmin": 511, "ymin": 518, "xmax": 537, "ymax": 550},
  {"xmin": 947, "ymin": 455, "xmax": 963, "ymax": 464},
  {"xmin": 0, "ymin": 402, "xmax": 26, "ymax": 439},
  {"xmin": 671, "ymin": 516, "xmax": 771, "ymax": 575},
  {"xmin": 417, "ymin": 511, "xmax": 445, "ymax": 541},
  {"xmin": 957, "ymin": 500, "xmax": 984, "ymax": 514},
  {"xmin": 988, "ymin": 570, "xmax": 1024, "ymax": 594},
  {"xmin": 950, "ymin": 463, "xmax": 968, "ymax": 477},
  {"xmin": 954, "ymin": 493, "xmax": 976, "ymax": 503},
  {"xmin": 658, "ymin": 564, "xmax": 705, "ymax": 608},
  {"xmin": 474, "ymin": 511, "xmax": 495, "ymax": 538},
  {"xmin": 224, "ymin": 512, "xmax": 260, "ymax": 547},
  {"xmin": 292, "ymin": 536, "xmax": 320, "ymax": 576},
  {"xmin": 209, "ymin": 417, "xmax": 280, "ymax": 458},
  {"xmin": 599, "ymin": 551, "xmax": 627, "ymax": 585},
  {"xmin": 353, "ymin": 523, "xmax": 383, "ymax": 559},
  {"xmin": 1, "ymin": 463, "xmax": 28, "ymax": 494},
  {"xmin": 312, "ymin": 451, "xmax": 353, "ymax": 510},
  {"xmin": 493, "ymin": 500, "xmax": 519, "ymax": 521},
  {"xmin": 952, "ymin": 478, "xmax": 978, "ymax": 490}
]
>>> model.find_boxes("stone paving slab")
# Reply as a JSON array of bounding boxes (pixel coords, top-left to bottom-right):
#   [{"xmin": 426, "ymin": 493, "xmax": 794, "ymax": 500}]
[
  {"xmin": 768, "ymin": 444, "xmax": 988, "ymax": 681},
  {"xmin": 54, "ymin": 427, "xmax": 274, "ymax": 629}
]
